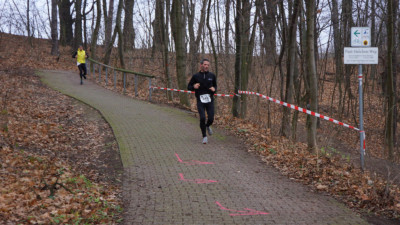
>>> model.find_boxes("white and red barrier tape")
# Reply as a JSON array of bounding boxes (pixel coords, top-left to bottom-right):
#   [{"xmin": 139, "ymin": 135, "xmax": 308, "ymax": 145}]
[
  {"xmin": 239, "ymin": 90, "xmax": 366, "ymax": 153},
  {"xmin": 150, "ymin": 86, "xmax": 238, "ymax": 97},
  {"xmin": 149, "ymin": 86, "xmax": 365, "ymax": 152},
  {"xmin": 239, "ymin": 90, "xmax": 360, "ymax": 131}
]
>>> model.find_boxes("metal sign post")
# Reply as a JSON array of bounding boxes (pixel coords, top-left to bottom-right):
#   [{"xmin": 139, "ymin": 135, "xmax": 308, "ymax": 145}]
[
  {"xmin": 358, "ymin": 65, "xmax": 365, "ymax": 170},
  {"xmin": 344, "ymin": 27, "xmax": 377, "ymax": 171}
]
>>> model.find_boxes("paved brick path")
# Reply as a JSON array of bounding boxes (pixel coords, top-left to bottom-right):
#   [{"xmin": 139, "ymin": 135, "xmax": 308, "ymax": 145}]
[{"xmin": 40, "ymin": 70, "xmax": 368, "ymax": 224}]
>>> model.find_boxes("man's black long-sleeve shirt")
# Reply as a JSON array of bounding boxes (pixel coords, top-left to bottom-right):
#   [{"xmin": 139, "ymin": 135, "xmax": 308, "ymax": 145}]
[{"xmin": 188, "ymin": 71, "xmax": 217, "ymax": 102}]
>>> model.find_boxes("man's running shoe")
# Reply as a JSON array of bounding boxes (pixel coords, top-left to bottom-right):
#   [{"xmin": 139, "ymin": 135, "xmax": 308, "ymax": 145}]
[
  {"xmin": 202, "ymin": 137, "xmax": 208, "ymax": 144},
  {"xmin": 207, "ymin": 126, "xmax": 213, "ymax": 136}
]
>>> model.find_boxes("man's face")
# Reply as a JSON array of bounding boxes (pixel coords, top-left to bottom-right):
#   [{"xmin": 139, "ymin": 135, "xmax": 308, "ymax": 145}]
[
  {"xmin": 79, "ymin": 46, "xmax": 83, "ymax": 51},
  {"xmin": 200, "ymin": 61, "xmax": 210, "ymax": 72}
]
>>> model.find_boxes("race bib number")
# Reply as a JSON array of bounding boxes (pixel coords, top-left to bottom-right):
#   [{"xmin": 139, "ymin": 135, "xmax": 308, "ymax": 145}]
[{"xmin": 200, "ymin": 94, "xmax": 211, "ymax": 103}]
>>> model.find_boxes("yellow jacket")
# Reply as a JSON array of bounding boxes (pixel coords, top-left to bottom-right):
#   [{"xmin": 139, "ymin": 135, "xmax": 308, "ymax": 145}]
[{"xmin": 76, "ymin": 49, "xmax": 87, "ymax": 64}]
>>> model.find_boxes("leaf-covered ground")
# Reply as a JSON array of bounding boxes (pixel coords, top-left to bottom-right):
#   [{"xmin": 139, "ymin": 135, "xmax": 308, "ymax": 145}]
[
  {"xmin": 1, "ymin": 62, "xmax": 123, "ymax": 223},
  {"xmin": 214, "ymin": 115, "xmax": 400, "ymax": 221}
]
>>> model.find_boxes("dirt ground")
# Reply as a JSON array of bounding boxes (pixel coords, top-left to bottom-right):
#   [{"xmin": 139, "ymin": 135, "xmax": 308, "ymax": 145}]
[{"xmin": 0, "ymin": 68, "xmax": 124, "ymax": 223}]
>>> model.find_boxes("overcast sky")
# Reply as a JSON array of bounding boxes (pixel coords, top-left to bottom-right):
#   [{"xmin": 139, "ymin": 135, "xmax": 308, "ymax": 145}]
[{"xmin": 0, "ymin": 0, "xmax": 337, "ymax": 53}]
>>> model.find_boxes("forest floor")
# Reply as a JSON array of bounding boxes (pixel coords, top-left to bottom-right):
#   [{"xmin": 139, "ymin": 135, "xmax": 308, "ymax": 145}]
[{"xmin": 0, "ymin": 33, "xmax": 399, "ymax": 224}]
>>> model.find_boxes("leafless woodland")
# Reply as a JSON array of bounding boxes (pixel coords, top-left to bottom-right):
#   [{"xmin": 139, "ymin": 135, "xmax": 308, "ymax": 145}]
[{"xmin": 2, "ymin": 0, "xmax": 400, "ymax": 161}]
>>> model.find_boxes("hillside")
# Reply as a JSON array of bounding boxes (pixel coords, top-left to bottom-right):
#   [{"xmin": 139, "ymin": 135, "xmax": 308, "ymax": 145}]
[{"xmin": 1, "ymin": 33, "xmax": 400, "ymax": 223}]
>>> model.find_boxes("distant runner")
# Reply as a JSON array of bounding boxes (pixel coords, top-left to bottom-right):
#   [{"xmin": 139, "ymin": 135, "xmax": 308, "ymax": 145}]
[
  {"xmin": 188, "ymin": 59, "xmax": 217, "ymax": 144},
  {"xmin": 72, "ymin": 45, "xmax": 88, "ymax": 85}
]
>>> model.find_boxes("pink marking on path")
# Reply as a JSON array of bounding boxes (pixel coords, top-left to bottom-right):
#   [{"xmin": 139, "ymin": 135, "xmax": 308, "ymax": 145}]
[
  {"xmin": 215, "ymin": 201, "xmax": 269, "ymax": 216},
  {"xmin": 179, "ymin": 173, "xmax": 218, "ymax": 184},
  {"xmin": 175, "ymin": 153, "xmax": 214, "ymax": 165}
]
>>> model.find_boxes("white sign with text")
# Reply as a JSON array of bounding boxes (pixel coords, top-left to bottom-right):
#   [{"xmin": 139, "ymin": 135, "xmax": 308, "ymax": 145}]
[{"xmin": 344, "ymin": 47, "xmax": 378, "ymax": 64}]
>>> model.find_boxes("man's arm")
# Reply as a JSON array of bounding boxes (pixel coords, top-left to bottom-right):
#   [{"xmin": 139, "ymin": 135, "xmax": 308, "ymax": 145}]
[
  {"xmin": 212, "ymin": 74, "xmax": 217, "ymax": 92},
  {"xmin": 187, "ymin": 75, "xmax": 196, "ymax": 90},
  {"xmin": 72, "ymin": 52, "xmax": 77, "ymax": 58}
]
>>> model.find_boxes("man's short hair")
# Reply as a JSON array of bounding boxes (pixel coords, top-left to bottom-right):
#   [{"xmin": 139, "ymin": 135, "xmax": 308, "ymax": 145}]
[{"xmin": 200, "ymin": 59, "xmax": 209, "ymax": 64}]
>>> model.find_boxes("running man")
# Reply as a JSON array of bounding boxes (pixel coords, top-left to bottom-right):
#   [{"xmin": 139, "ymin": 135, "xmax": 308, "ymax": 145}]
[
  {"xmin": 72, "ymin": 45, "xmax": 88, "ymax": 85},
  {"xmin": 188, "ymin": 59, "xmax": 217, "ymax": 144}
]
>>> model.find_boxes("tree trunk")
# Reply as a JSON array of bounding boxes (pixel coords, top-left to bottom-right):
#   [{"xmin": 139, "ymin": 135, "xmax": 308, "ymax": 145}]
[
  {"xmin": 103, "ymin": 0, "xmax": 114, "ymax": 48},
  {"xmin": 385, "ymin": 0, "xmax": 396, "ymax": 159},
  {"xmin": 27, "ymin": 0, "xmax": 31, "ymax": 45},
  {"xmin": 342, "ymin": 0, "xmax": 354, "ymax": 114},
  {"xmin": 171, "ymin": 0, "xmax": 189, "ymax": 106},
  {"xmin": 263, "ymin": 0, "xmax": 277, "ymax": 65},
  {"xmin": 74, "ymin": 0, "xmax": 83, "ymax": 49},
  {"xmin": 206, "ymin": 0, "xmax": 218, "ymax": 111},
  {"xmin": 306, "ymin": 0, "xmax": 318, "ymax": 153},
  {"xmin": 90, "ymin": 0, "xmax": 101, "ymax": 59},
  {"xmin": 331, "ymin": 0, "xmax": 343, "ymax": 118},
  {"xmin": 281, "ymin": 0, "xmax": 300, "ymax": 138},
  {"xmin": 233, "ymin": 0, "xmax": 247, "ymax": 118},
  {"xmin": 50, "ymin": 0, "xmax": 59, "ymax": 55},
  {"xmin": 82, "ymin": 0, "xmax": 88, "ymax": 48},
  {"xmin": 232, "ymin": 0, "xmax": 241, "ymax": 118},
  {"xmin": 214, "ymin": 1, "xmax": 223, "ymax": 53},
  {"xmin": 224, "ymin": 0, "xmax": 230, "ymax": 54},
  {"xmin": 187, "ymin": 0, "xmax": 207, "ymax": 76},
  {"xmin": 370, "ymin": 0, "xmax": 377, "ymax": 87},
  {"xmin": 123, "ymin": 0, "xmax": 135, "ymax": 50},
  {"xmin": 232, "ymin": 0, "xmax": 258, "ymax": 118},
  {"xmin": 206, "ymin": 0, "xmax": 217, "ymax": 77},
  {"xmin": 115, "ymin": 0, "xmax": 125, "ymax": 68},
  {"xmin": 58, "ymin": 0, "xmax": 73, "ymax": 46},
  {"xmin": 152, "ymin": 0, "xmax": 164, "ymax": 55},
  {"xmin": 160, "ymin": 0, "xmax": 172, "ymax": 100},
  {"xmin": 103, "ymin": 24, "xmax": 118, "ymax": 65},
  {"xmin": 278, "ymin": 0, "xmax": 287, "ymax": 101}
]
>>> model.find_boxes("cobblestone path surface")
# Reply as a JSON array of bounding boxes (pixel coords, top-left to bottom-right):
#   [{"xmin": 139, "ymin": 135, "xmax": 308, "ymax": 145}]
[{"xmin": 40, "ymin": 70, "xmax": 368, "ymax": 224}]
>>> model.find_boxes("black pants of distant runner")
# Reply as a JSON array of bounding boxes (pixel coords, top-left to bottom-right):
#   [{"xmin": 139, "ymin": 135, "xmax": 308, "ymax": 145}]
[
  {"xmin": 197, "ymin": 101, "xmax": 214, "ymax": 137},
  {"xmin": 78, "ymin": 63, "xmax": 87, "ymax": 79}
]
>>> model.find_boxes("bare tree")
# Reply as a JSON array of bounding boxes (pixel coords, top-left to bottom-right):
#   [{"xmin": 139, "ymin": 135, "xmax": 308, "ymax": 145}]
[
  {"xmin": 82, "ymin": 0, "xmax": 95, "ymax": 49},
  {"xmin": 330, "ymin": 0, "xmax": 344, "ymax": 117},
  {"xmin": 260, "ymin": 0, "xmax": 277, "ymax": 65},
  {"xmin": 116, "ymin": 0, "xmax": 125, "ymax": 67},
  {"xmin": 103, "ymin": 0, "xmax": 114, "ymax": 48},
  {"xmin": 206, "ymin": 0, "xmax": 217, "ymax": 76},
  {"xmin": 73, "ymin": 0, "xmax": 83, "ymax": 49},
  {"xmin": 277, "ymin": 0, "xmax": 288, "ymax": 101},
  {"xmin": 342, "ymin": 0, "xmax": 354, "ymax": 114},
  {"xmin": 162, "ymin": 0, "xmax": 173, "ymax": 100},
  {"xmin": 90, "ymin": 0, "xmax": 101, "ymax": 59},
  {"xmin": 152, "ymin": 0, "xmax": 172, "ymax": 100},
  {"xmin": 171, "ymin": 0, "xmax": 189, "ymax": 106},
  {"xmin": 281, "ymin": 0, "xmax": 300, "ymax": 138},
  {"xmin": 385, "ymin": 0, "xmax": 397, "ymax": 159},
  {"xmin": 224, "ymin": 0, "xmax": 231, "ymax": 54},
  {"xmin": 50, "ymin": 0, "xmax": 59, "ymax": 56},
  {"xmin": 232, "ymin": 0, "xmax": 259, "ymax": 118},
  {"xmin": 26, "ymin": 0, "xmax": 31, "ymax": 41},
  {"xmin": 58, "ymin": 0, "xmax": 73, "ymax": 46},
  {"xmin": 123, "ymin": 0, "xmax": 135, "ymax": 50},
  {"xmin": 152, "ymin": 0, "xmax": 164, "ymax": 55},
  {"xmin": 370, "ymin": 0, "xmax": 377, "ymax": 87},
  {"xmin": 305, "ymin": 0, "xmax": 318, "ymax": 153},
  {"xmin": 103, "ymin": 23, "xmax": 118, "ymax": 65},
  {"xmin": 187, "ymin": 0, "xmax": 207, "ymax": 76}
]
